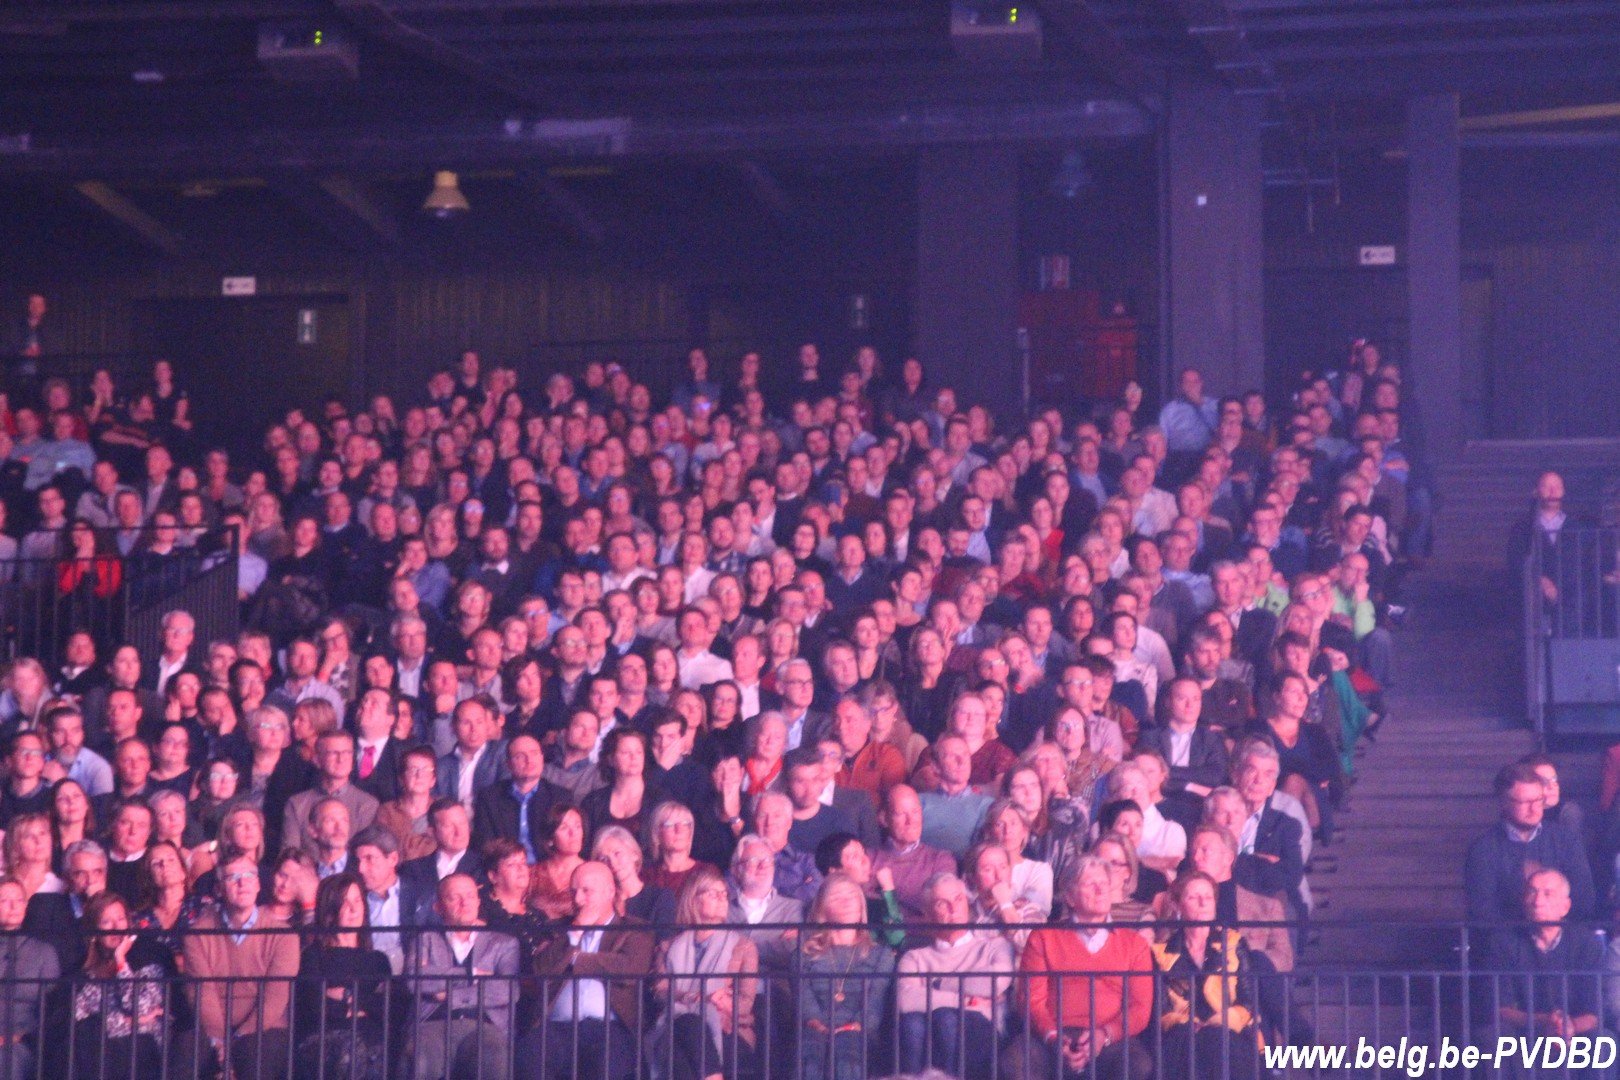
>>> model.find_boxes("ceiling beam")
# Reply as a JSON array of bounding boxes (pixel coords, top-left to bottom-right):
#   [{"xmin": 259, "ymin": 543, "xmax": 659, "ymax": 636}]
[
  {"xmin": 1162, "ymin": 0, "xmax": 1279, "ymax": 93},
  {"xmin": 316, "ymin": 175, "xmax": 401, "ymax": 244},
  {"xmin": 1267, "ymin": 30, "xmax": 1620, "ymax": 64},
  {"xmin": 0, "ymin": 99, "xmax": 1152, "ymax": 179},
  {"xmin": 1461, "ymin": 101, "xmax": 1620, "ymax": 132},
  {"xmin": 514, "ymin": 166, "xmax": 606, "ymax": 244},
  {"xmin": 738, "ymin": 160, "xmax": 791, "ymax": 221},
  {"xmin": 272, "ymin": 172, "xmax": 400, "ymax": 252},
  {"xmin": 334, "ymin": 0, "xmax": 547, "ymax": 106},
  {"xmin": 0, "ymin": 1, "xmax": 318, "ymax": 31},
  {"xmin": 1028, "ymin": 0, "xmax": 1159, "ymax": 100},
  {"xmin": 73, "ymin": 180, "xmax": 183, "ymax": 254},
  {"xmin": 1237, "ymin": 1, "xmax": 1620, "ymax": 35}
]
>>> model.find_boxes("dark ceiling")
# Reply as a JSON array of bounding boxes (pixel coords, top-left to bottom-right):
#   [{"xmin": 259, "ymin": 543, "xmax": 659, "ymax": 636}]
[{"xmin": 2, "ymin": 0, "xmax": 1619, "ymax": 259}]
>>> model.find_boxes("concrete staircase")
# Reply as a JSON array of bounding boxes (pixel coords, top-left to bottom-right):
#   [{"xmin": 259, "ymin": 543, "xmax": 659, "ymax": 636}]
[{"xmin": 1306, "ymin": 569, "xmax": 1536, "ymax": 973}]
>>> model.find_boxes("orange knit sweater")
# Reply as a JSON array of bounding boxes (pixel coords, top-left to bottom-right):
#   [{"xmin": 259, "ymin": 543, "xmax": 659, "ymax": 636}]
[{"xmin": 1018, "ymin": 926, "xmax": 1155, "ymax": 1046}]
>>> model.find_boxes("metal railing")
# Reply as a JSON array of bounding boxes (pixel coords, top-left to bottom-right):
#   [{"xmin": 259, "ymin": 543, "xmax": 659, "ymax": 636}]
[
  {"xmin": 1525, "ymin": 526, "xmax": 1620, "ymax": 739},
  {"xmin": 0, "ymin": 527, "xmax": 238, "ymax": 667},
  {"xmin": 0, "ymin": 919, "xmax": 1615, "ymax": 1079}
]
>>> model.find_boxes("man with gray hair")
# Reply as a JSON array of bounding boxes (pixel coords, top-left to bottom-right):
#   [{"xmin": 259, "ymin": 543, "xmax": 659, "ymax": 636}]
[
  {"xmin": 726, "ymin": 833, "xmax": 804, "ymax": 971},
  {"xmin": 152, "ymin": 608, "xmax": 196, "ymax": 696},
  {"xmin": 897, "ymin": 872, "xmax": 1016, "ymax": 1077},
  {"xmin": 1229, "ymin": 737, "xmax": 1306, "ymax": 920},
  {"xmin": 1005, "ymin": 854, "xmax": 1154, "ymax": 1080},
  {"xmin": 775, "ymin": 659, "xmax": 830, "ymax": 750},
  {"xmin": 23, "ymin": 838, "xmax": 106, "ymax": 969}
]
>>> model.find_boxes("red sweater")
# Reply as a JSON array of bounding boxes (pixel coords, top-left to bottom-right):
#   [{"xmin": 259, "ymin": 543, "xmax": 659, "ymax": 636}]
[{"xmin": 1019, "ymin": 926, "xmax": 1154, "ymax": 1045}]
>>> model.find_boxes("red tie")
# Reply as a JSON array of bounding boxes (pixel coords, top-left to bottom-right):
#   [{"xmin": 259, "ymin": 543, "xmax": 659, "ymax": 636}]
[{"xmin": 359, "ymin": 744, "xmax": 376, "ymax": 780}]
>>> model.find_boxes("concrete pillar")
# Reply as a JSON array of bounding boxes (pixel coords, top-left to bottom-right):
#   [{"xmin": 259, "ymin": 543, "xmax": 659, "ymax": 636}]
[
  {"xmin": 1406, "ymin": 93, "xmax": 1464, "ymax": 453},
  {"xmin": 915, "ymin": 145, "xmax": 1021, "ymax": 418},
  {"xmin": 1162, "ymin": 74, "xmax": 1265, "ymax": 400}
]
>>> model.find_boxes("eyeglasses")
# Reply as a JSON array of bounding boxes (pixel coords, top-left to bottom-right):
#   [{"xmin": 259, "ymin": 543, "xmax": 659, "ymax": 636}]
[
  {"xmin": 739, "ymin": 856, "xmax": 774, "ymax": 868},
  {"xmin": 13, "ymin": 749, "xmax": 42, "ymax": 760},
  {"xmin": 224, "ymin": 871, "xmax": 260, "ymax": 885}
]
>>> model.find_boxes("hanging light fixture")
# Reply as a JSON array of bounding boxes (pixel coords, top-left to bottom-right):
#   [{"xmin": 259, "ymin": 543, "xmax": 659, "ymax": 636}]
[{"xmin": 422, "ymin": 170, "xmax": 469, "ymax": 217}]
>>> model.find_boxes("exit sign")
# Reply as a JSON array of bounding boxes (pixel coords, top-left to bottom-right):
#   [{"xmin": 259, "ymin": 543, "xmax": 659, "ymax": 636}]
[
  {"xmin": 1358, "ymin": 245, "xmax": 1397, "ymax": 266},
  {"xmin": 222, "ymin": 276, "xmax": 258, "ymax": 296}
]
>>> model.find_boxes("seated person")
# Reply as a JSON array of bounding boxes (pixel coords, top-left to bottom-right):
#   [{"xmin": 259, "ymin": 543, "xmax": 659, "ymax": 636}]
[
  {"xmin": 403, "ymin": 873, "xmax": 520, "ymax": 1080},
  {"xmin": 897, "ymin": 871, "xmax": 1016, "ymax": 1080}
]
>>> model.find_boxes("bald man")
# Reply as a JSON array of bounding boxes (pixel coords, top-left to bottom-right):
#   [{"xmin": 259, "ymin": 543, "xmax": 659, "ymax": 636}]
[
  {"xmin": 405, "ymin": 873, "xmax": 520, "ymax": 1080},
  {"xmin": 528, "ymin": 861, "xmax": 655, "ymax": 1080}
]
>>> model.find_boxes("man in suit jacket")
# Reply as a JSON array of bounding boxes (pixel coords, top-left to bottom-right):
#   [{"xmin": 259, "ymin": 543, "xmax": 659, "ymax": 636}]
[
  {"xmin": 726, "ymin": 837, "xmax": 806, "ymax": 970},
  {"xmin": 405, "ymin": 873, "xmax": 520, "ymax": 1080},
  {"xmin": 472, "ymin": 734, "xmax": 567, "ymax": 857},
  {"xmin": 399, "ymin": 799, "xmax": 484, "ymax": 926},
  {"xmin": 526, "ymin": 861, "xmax": 655, "ymax": 1080},
  {"xmin": 1229, "ymin": 741, "xmax": 1306, "ymax": 920},
  {"xmin": 1138, "ymin": 676, "xmax": 1232, "ymax": 831},
  {"xmin": 350, "ymin": 687, "xmax": 409, "ymax": 803},
  {"xmin": 183, "ymin": 852, "xmax": 301, "ymax": 1080},
  {"xmin": 1212, "ymin": 560, "xmax": 1277, "ymax": 674},
  {"xmin": 24, "ymin": 838, "xmax": 106, "ymax": 972},
  {"xmin": 435, "ymin": 696, "xmax": 509, "ymax": 811},
  {"xmin": 0, "ymin": 878, "xmax": 58, "ymax": 1080}
]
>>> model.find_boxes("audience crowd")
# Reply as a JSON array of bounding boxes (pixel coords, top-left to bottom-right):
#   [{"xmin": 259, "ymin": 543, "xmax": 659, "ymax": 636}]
[{"xmin": 0, "ymin": 331, "xmax": 1436, "ymax": 1078}]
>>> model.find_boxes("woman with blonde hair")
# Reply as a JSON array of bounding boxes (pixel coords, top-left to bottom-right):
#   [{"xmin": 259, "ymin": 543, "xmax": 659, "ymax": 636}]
[
  {"xmin": 644, "ymin": 800, "xmax": 715, "ymax": 895},
  {"xmin": 3, "ymin": 813, "xmax": 63, "ymax": 901},
  {"xmin": 1091, "ymin": 831, "xmax": 1156, "ymax": 939},
  {"xmin": 797, "ymin": 872, "xmax": 894, "ymax": 1080},
  {"xmin": 649, "ymin": 866, "xmax": 759, "ymax": 1080}
]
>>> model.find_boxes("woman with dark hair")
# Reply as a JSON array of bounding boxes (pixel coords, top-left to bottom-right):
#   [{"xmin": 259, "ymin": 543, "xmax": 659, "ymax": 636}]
[
  {"xmin": 896, "ymin": 626, "xmax": 958, "ymax": 741},
  {"xmin": 527, "ymin": 804, "xmax": 586, "ymax": 920},
  {"xmin": 191, "ymin": 757, "xmax": 242, "ymax": 840},
  {"xmin": 294, "ymin": 871, "xmax": 392, "ymax": 1079},
  {"xmin": 649, "ymin": 866, "xmax": 759, "ymax": 1080},
  {"xmin": 50, "ymin": 778, "xmax": 95, "ymax": 873},
  {"xmin": 265, "ymin": 847, "xmax": 318, "ymax": 928},
  {"xmin": 149, "ymin": 722, "xmax": 196, "ymax": 795},
  {"xmin": 56, "ymin": 518, "xmax": 123, "ymax": 601},
  {"xmin": 580, "ymin": 727, "xmax": 664, "ymax": 841},
  {"xmin": 696, "ymin": 680, "xmax": 747, "ymax": 765},
  {"xmin": 70, "ymin": 892, "xmax": 169, "ymax": 1080},
  {"xmin": 131, "ymin": 839, "xmax": 213, "ymax": 971},
  {"xmin": 479, "ymin": 837, "xmax": 546, "ymax": 956}
]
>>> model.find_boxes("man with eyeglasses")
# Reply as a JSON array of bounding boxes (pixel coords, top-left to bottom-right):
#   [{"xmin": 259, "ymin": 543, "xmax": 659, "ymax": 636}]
[
  {"xmin": 1466, "ymin": 762, "xmax": 1595, "ymax": 924},
  {"xmin": 281, "ymin": 729, "xmax": 379, "ymax": 857},
  {"xmin": 183, "ymin": 852, "xmax": 300, "ymax": 1080},
  {"xmin": 775, "ymin": 658, "xmax": 831, "ymax": 751}
]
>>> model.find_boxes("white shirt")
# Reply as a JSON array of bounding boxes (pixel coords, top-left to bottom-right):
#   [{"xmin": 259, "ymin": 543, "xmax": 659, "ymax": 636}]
[
  {"xmin": 1166, "ymin": 728, "xmax": 1192, "ymax": 769},
  {"xmin": 448, "ymin": 931, "xmax": 478, "ymax": 966},
  {"xmin": 1076, "ymin": 924, "xmax": 1110, "ymax": 954},
  {"xmin": 368, "ymin": 883, "xmax": 403, "ymax": 974},
  {"xmin": 737, "ymin": 893, "xmax": 770, "ymax": 925},
  {"xmin": 455, "ymin": 743, "xmax": 488, "ymax": 810},
  {"xmin": 550, "ymin": 924, "xmax": 609, "ymax": 1021},
  {"xmin": 676, "ymin": 649, "xmax": 734, "ymax": 691},
  {"xmin": 1137, "ymin": 803, "xmax": 1186, "ymax": 862},
  {"xmin": 736, "ymin": 681, "xmax": 762, "ymax": 721},
  {"xmin": 436, "ymin": 848, "xmax": 468, "ymax": 881},
  {"xmin": 156, "ymin": 654, "xmax": 187, "ymax": 697}
]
